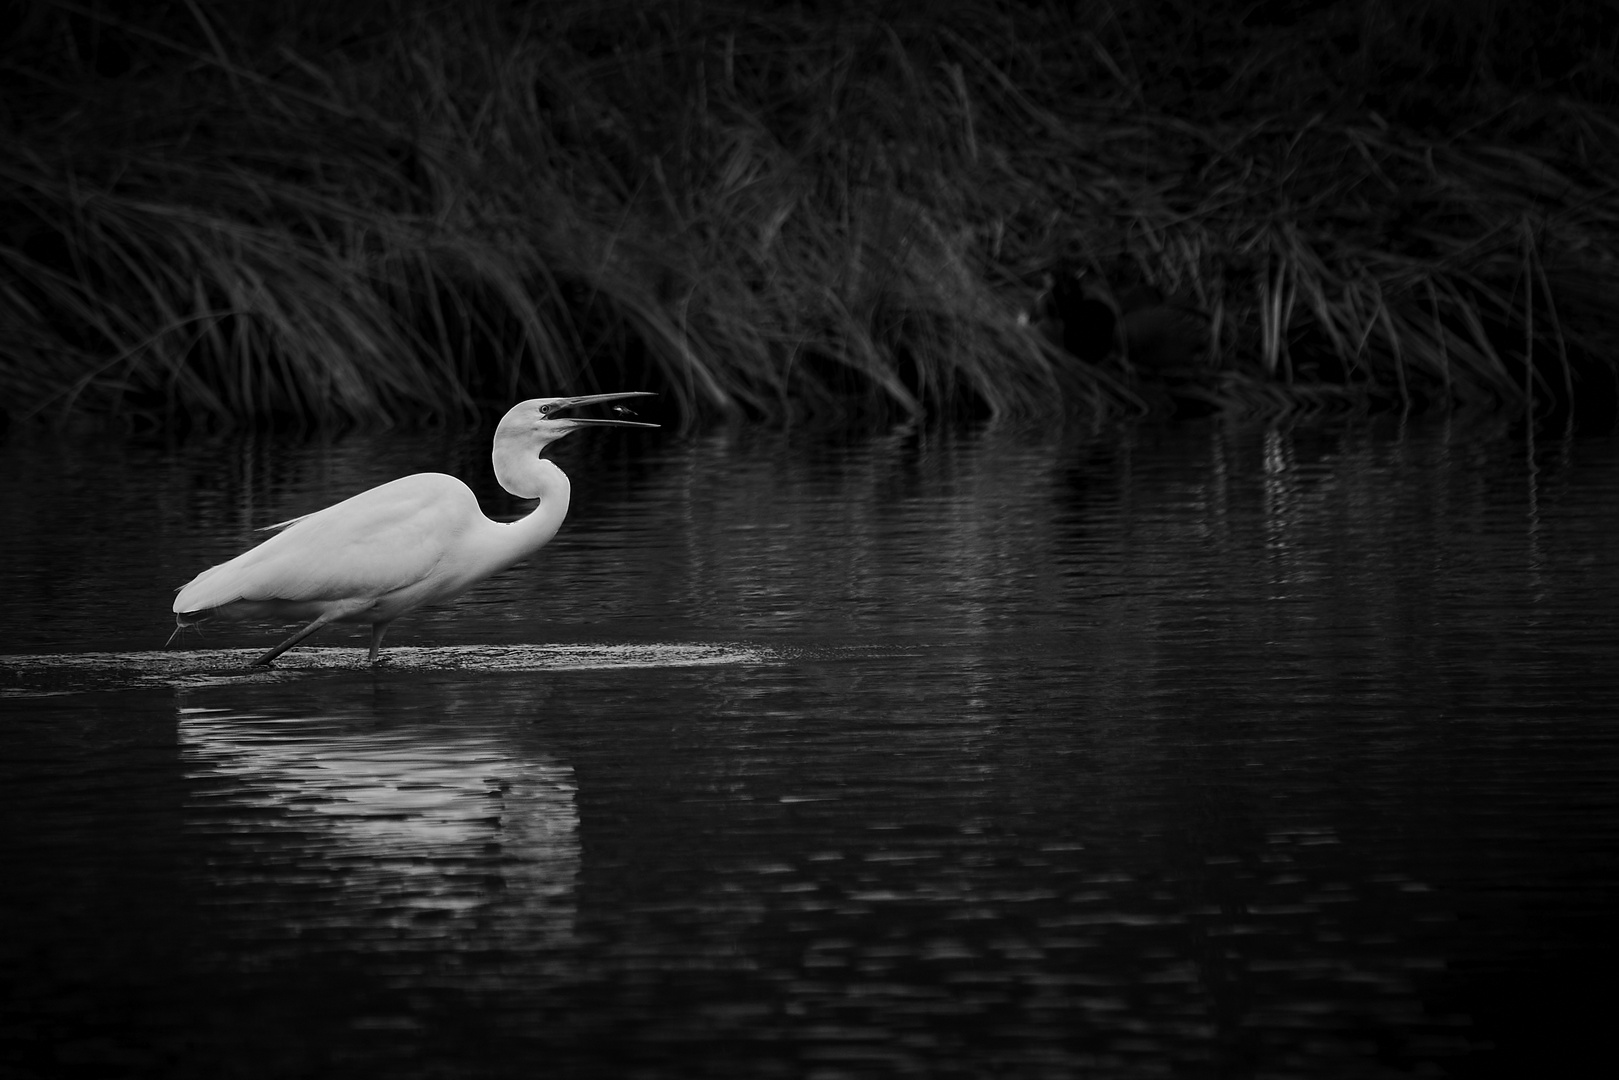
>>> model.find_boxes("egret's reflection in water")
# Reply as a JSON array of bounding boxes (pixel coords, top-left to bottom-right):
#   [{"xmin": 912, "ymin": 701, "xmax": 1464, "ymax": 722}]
[{"xmin": 178, "ymin": 704, "xmax": 578, "ymax": 963}]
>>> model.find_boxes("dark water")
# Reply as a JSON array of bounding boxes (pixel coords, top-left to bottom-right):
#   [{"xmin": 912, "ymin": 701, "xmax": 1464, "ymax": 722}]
[{"xmin": 2, "ymin": 414, "xmax": 1617, "ymax": 1078}]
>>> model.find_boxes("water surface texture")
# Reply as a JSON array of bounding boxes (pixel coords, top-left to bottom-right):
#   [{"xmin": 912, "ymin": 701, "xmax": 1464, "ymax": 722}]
[{"xmin": 3, "ymin": 417, "xmax": 1617, "ymax": 1079}]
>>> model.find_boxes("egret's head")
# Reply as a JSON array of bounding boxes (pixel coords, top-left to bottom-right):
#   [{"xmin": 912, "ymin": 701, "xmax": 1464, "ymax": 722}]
[{"xmin": 496, "ymin": 392, "xmax": 660, "ymax": 452}]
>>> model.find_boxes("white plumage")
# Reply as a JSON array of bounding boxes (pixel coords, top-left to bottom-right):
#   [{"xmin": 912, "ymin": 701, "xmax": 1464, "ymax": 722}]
[{"xmin": 173, "ymin": 393, "xmax": 656, "ymax": 666}]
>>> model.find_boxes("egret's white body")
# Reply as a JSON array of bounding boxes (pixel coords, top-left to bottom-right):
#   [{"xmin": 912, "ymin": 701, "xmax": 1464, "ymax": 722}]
[{"xmin": 172, "ymin": 393, "xmax": 657, "ymax": 666}]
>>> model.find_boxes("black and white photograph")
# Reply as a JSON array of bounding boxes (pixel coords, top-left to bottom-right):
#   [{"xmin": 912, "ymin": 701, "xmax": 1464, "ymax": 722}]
[{"xmin": 3, "ymin": 2, "xmax": 1617, "ymax": 1076}]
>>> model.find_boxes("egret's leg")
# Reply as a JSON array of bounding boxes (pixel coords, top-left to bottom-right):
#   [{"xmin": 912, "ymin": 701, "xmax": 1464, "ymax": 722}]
[
  {"xmin": 367, "ymin": 622, "xmax": 392, "ymax": 664},
  {"xmin": 251, "ymin": 613, "xmax": 337, "ymax": 667}
]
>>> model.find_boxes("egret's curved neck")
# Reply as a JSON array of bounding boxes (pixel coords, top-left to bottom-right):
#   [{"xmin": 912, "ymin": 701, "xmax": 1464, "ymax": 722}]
[
  {"xmin": 490, "ymin": 444, "xmax": 572, "ymax": 560},
  {"xmin": 493, "ymin": 439, "xmax": 567, "ymax": 501}
]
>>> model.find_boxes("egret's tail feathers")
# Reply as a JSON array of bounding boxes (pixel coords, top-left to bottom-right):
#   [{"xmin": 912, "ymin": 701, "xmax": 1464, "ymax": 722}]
[
  {"xmin": 173, "ymin": 607, "xmax": 213, "ymax": 627},
  {"xmin": 166, "ymin": 612, "xmax": 210, "ymax": 650}
]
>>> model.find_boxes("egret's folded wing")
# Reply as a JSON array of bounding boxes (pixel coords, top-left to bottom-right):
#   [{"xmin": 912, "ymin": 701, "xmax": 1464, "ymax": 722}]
[{"xmin": 174, "ymin": 475, "xmax": 472, "ymax": 613}]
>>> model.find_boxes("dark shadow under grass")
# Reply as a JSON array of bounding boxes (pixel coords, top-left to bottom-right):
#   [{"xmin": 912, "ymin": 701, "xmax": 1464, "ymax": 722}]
[{"xmin": 3, "ymin": 0, "xmax": 1618, "ymax": 430}]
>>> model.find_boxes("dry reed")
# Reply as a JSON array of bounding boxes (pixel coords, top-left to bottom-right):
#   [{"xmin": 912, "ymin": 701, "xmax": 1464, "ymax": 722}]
[{"xmin": 3, "ymin": 0, "xmax": 1616, "ymax": 428}]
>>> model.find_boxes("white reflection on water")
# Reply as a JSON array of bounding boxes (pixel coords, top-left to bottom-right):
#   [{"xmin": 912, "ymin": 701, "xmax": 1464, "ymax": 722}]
[{"xmin": 178, "ymin": 706, "xmax": 578, "ymax": 937}]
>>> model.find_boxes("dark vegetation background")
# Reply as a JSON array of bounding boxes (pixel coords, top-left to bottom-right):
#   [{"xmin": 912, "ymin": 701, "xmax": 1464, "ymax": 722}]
[{"xmin": 3, "ymin": 0, "xmax": 1618, "ymax": 429}]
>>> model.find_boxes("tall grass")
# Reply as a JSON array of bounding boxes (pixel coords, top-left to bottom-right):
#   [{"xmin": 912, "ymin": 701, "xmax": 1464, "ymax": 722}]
[{"xmin": 3, "ymin": 0, "xmax": 1617, "ymax": 428}]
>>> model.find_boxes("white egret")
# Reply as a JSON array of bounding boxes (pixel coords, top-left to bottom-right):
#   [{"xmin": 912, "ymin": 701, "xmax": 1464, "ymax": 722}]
[{"xmin": 172, "ymin": 392, "xmax": 658, "ymax": 667}]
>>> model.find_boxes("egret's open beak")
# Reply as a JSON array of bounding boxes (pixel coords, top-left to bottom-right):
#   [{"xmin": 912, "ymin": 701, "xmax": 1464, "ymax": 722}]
[{"xmin": 546, "ymin": 391, "xmax": 660, "ymax": 428}]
